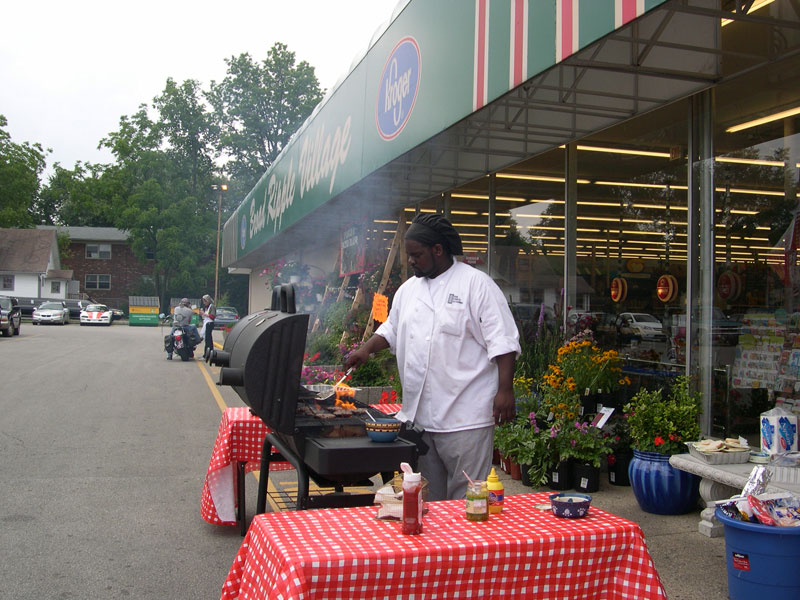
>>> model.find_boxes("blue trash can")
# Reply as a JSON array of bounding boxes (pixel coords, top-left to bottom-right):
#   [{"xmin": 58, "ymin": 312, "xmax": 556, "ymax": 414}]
[{"xmin": 715, "ymin": 508, "xmax": 800, "ymax": 599}]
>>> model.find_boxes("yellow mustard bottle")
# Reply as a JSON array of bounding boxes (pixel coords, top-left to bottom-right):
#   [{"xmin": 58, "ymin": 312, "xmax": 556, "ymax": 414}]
[{"xmin": 487, "ymin": 467, "xmax": 504, "ymax": 514}]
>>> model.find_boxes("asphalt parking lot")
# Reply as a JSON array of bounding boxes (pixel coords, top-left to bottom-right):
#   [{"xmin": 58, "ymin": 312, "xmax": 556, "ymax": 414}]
[{"xmin": 0, "ymin": 322, "xmax": 730, "ymax": 599}]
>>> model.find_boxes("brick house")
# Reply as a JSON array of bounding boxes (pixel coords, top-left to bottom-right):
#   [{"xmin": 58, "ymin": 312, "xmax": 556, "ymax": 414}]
[{"xmin": 37, "ymin": 226, "xmax": 153, "ymax": 309}]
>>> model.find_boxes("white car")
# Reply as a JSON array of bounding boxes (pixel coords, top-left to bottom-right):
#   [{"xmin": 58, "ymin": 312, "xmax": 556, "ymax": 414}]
[
  {"xmin": 615, "ymin": 312, "xmax": 666, "ymax": 342},
  {"xmin": 32, "ymin": 301, "xmax": 70, "ymax": 325},
  {"xmin": 80, "ymin": 304, "xmax": 113, "ymax": 326}
]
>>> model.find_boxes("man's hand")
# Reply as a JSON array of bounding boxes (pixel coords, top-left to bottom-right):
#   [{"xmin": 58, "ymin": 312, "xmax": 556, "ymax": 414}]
[
  {"xmin": 493, "ymin": 352, "xmax": 517, "ymax": 424},
  {"xmin": 343, "ymin": 347, "xmax": 371, "ymax": 371},
  {"xmin": 492, "ymin": 387, "xmax": 516, "ymax": 424},
  {"xmin": 343, "ymin": 334, "xmax": 390, "ymax": 372}
]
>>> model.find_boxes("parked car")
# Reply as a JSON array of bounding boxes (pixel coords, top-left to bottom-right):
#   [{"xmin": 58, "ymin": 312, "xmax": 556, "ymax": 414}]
[
  {"xmin": 0, "ymin": 296, "xmax": 22, "ymax": 337},
  {"xmin": 703, "ymin": 307, "xmax": 740, "ymax": 346},
  {"xmin": 80, "ymin": 304, "xmax": 113, "ymax": 326},
  {"xmin": 32, "ymin": 301, "xmax": 70, "ymax": 325},
  {"xmin": 215, "ymin": 306, "xmax": 240, "ymax": 329},
  {"xmin": 109, "ymin": 308, "xmax": 125, "ymax": 321},
  {"xmin": 511, "ymin": 303, "xmax": 556, "ymax": 331},
  {"xmin": 63, "ymin": 299, "xmax": 94, "ymax": 319},
  {"xmin": 673, "ymin": 308, "xmax": 741, "ymax": 346},
  {"xmin": 17, "ymin": 297, "xmax": 44, "ymax": 318},
  {"xmin": 615, "ymin": 312, "xmax": 666, "ymax": 342}
]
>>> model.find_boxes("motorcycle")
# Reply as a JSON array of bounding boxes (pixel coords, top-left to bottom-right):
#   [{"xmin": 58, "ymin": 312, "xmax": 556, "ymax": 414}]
[{"xmin": 164, "ymin": 325, "xmax": 199, "ymax": 361}]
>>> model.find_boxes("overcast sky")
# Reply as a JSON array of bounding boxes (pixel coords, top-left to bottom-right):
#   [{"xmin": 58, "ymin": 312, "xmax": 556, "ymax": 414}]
[{"xmin": 1, "ymin": 0, "xmax": 401, "ymax": 176}]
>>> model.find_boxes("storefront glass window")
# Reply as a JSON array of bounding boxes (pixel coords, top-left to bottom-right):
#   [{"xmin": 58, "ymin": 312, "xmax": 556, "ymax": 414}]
[{"xmin": 712, "ymin": 54, "xmax": 800, "ymax": 438}]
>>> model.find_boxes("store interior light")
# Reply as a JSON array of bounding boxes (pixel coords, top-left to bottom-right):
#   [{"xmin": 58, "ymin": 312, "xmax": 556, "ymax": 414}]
[
  {"xmin": 715, "ymin": 186, "xmax": 786, "ymax": 197},
  {"xmin": 721, "ymin": 0, "xmax": 775, "ymax": 27},
  {"xmin": 716, "ymin": 156, "xmax": 784, "ymax": 167},
  {"xmin": 726, "ymin": 105, "xmax": 800, "ymax": 133},
  {"xmin": 576, "ymin": 144, "xmax": 671, "ymax": 158}
]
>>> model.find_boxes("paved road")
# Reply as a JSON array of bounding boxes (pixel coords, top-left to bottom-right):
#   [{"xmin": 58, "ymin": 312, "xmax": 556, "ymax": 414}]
[
  {"xmin": 0, "ymin": 322, "xmax": 250, "ymax": 599},
  {"xmin": 0, "ymin": 321, "xmax": 732, "ymax": 599}
]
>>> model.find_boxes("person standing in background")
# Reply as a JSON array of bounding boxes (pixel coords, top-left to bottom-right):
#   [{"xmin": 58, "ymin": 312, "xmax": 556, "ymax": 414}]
[{"xmin": 199, "ymin": 294, "xmax": 216, "ymax": 358}]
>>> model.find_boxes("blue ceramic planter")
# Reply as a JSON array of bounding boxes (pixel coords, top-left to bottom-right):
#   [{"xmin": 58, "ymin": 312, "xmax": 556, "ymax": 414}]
[{"xmin": 628, "ymin": 450, "xmax": 700, "ymax": 515}]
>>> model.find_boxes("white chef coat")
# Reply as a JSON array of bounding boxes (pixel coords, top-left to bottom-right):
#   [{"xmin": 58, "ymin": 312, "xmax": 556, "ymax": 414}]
[{"xmin": 375, "ymin": 259, "xmax": 520, "ymax": 433}]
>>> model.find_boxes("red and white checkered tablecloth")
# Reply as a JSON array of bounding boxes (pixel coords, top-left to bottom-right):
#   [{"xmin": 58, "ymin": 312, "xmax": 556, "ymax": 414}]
[
  {"xmin": 201, "ymin": 407, "xmax": 293, "ymax": 526},
  {"xmin": 220, "ymin": 491, "xmax": 666, "ymax": 600},
  {"xmin": 369, "ymin": 402, "xmax": 402, "ymax": 414}
]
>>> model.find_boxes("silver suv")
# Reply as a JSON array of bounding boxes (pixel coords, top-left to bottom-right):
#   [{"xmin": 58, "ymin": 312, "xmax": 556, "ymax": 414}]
[{"xmin": 0, "ymin": 296, "xmax": 22, "ymax": 337}]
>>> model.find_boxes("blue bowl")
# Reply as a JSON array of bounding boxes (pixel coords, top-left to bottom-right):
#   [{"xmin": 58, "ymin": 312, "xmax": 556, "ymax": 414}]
[
  {"xmin": 365, "ymin": 418, "xmax": 401, "ymax": 443},
  {"xmin": 549, "ymin": 493, "xmax": 592, "ymax": 518}
]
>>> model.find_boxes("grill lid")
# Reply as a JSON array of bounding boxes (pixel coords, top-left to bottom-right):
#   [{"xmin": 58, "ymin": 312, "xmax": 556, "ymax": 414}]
[{"xmin": 211, "ymin": 284, "xmax": 309, "ymax": 434}]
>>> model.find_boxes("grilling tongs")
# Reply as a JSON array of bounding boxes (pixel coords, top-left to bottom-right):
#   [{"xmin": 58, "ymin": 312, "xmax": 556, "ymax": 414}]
[{"xmin": 318, "ymin": 368, "xmax": 354, "ymax": 403}]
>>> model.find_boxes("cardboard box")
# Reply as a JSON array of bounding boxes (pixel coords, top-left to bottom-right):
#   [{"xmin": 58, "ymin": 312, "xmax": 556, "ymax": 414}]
[{"xmin": 760, "ymin": 414, "xmax": 798, "ymax": 455}]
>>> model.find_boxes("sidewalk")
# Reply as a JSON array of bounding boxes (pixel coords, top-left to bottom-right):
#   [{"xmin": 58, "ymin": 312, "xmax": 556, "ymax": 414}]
[{"xmin": 498, "ymin": 469, "xmax": 729, "ymax": 600}]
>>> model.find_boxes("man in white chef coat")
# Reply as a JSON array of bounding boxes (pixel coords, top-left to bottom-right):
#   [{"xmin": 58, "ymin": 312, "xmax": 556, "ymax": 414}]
[{"xmin": 345, "ymin": 213, "xmax": 520, "ymax": 501}]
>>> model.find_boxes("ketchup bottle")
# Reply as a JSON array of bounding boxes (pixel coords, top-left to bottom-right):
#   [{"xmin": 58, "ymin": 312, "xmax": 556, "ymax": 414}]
[{"xmin": 401, "ymin": 470, "xmax": 423, "ymax": 535}]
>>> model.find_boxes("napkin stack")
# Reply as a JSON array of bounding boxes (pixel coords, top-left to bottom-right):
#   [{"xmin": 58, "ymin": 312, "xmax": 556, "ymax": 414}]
[{"xmin": 374, "ymin": 484, "xmax": 403, "ymax": 520}]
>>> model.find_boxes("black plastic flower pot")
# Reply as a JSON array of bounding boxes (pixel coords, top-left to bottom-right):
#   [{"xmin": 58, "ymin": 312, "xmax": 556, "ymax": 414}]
[
  {"xmin": 573, "ymin": 463, "xmax": 600, "ymax": 493},
  {"xmin": 547, "ymin": 460, "xmax": 572, "ymax": 491},
  {"xmin": 607, "ymin": 452, "xmax": 632, "ymax": 486}
]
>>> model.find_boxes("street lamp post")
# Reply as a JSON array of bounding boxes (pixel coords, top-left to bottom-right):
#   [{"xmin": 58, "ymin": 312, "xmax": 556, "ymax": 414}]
[{"xmin": 212, "ymin": 184, "xmax": 228, "ymax": 303}]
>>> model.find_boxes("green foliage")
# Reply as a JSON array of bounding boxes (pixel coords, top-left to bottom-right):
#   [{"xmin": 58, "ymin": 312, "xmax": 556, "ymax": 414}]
[
  {"xmin": 56, "ymin": 232, "xmax": 73, "ymax": 262},
  {"xmin": 542, "ymin": 339, "xmax": 627, "ymax": 397},
  {"xmin": 306, "ymin": 330, "xmax": 342, "ymax": 365},
  {"xmin": 152, "ymin": 78, "xmax": 218, "ymax": 194},
  {"xmin": 549, "ymin": 420, "xmax": 611, "ymax": 468},
  {"xmin": 603, "ymin": 414, "xmax": 633, "ymax": 455},
  {"xmin": 319, "ymin": 297, "xmax": 350, "ymax": 333},
  {"xmin": 37, "ymin": 162, "xmax": 117, "ymax": 226},
  {"xmin": 207, "ymin": 42, "xmax": 323, "ymax": 196},
  {"xmin": 6, "ymin": 43, "xmax": 319, "ymax": 316},
  {"xmin": 347, "ymin": 348, "xmax": 399, "ymax": 390},
  {"xmin": 494, "ymin": 415, "xmax": 552, "ymax": 487},
  {"xmin": 624, "ymin": 375, "xmax": 701, "ymax": 455},
  {"xmin": 515, "ymin": 328, "xmax": 561, "ymax": 385},
  {"xmin": 0, "ymin": 115, "xmax": 47, "ymax": 227}
]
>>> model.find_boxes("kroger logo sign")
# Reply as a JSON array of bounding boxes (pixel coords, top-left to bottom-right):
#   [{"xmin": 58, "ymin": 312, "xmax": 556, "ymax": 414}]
[{"xmin": 376, "ymin": 37, "xmax": 420, "ymax": 141}]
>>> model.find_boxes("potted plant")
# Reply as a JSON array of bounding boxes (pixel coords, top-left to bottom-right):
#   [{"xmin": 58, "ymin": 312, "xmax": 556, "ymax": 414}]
[
  {"xmin": 556, "ymin": 420, "xmax": 611, "ymax": 493},
  {"xmin": 603, "ymin": 414, "xmax": 633, "ymax": 486},
  {"xmin": 493, "ymin": 421, "xmax": 523, "ymax": 480},
  {"xmin": 541, "ymin": 334, "xmax": 629, "ymax": 416},
  {"xmin": 512, "ymin": 413, "xmax": 555, "ymax": 487},
  {"xmin": 280, "ymin": 260, "xmax": 309, "ymax": 283},
  {"xmin": 542, "ymin": 420, "xmax": 575, "ymax": 490},
  {"xmin": 514, "ymin": 316, "xmax": 561, "ymax": 396},
  {"xmin": 537, "ymin": 372, "xmax": 582, "ymax": 490},
  {"xmin": 624, "ymin": 375, "xmax": 702, "ymax": 514}
]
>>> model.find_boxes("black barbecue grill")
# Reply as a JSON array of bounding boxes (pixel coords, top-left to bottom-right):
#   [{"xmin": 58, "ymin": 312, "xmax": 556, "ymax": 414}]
[{"xmin": 209, "ymin": 284, "xmax": 418, "ymax": 513}]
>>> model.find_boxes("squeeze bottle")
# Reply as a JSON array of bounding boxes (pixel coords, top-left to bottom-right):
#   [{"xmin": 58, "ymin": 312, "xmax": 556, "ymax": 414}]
[
  {"xmin": 487, "ymin": 467, "xmax": 504, "ymax": 514},
  {"xmin": 401, "ymin": 463, "xmax": 423, "ymax": 535}
]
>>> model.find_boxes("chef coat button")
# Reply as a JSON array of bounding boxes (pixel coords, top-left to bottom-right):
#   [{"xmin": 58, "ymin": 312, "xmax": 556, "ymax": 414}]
[{"xmin": 425, "ymin": 336, "xmax": 430, "ymax": 341}]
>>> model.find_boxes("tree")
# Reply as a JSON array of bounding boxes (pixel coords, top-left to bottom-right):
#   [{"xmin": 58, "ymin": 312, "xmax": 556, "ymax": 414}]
[
  {"xmin": 153, "ymin": 78, "xmax": 219, "ymax": 195},
  {"xmin": 208, "ymin": 42, "xmax": 323, "ymax": 197},
  {"xmin": 99, "ymin": 81, "xmax": 219, "ymax": 310},
  {"xmin": 37, "ymin": 162, "xmax": 118, "ymax": 226},
  {"xmin": 0, "ymin": 115, "xmax": 48, "ymax": 227}
]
